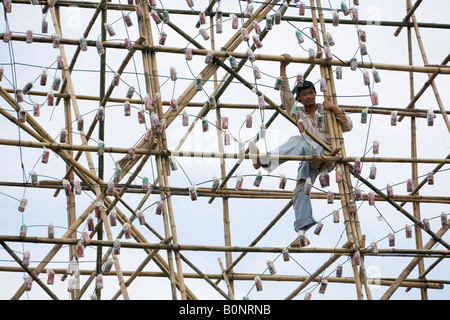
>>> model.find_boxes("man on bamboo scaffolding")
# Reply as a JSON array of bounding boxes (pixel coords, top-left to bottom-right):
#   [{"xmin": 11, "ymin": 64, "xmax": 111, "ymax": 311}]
[{"xmin": 250, "ymin": 53, "xmax": 353, "ymax": 247}]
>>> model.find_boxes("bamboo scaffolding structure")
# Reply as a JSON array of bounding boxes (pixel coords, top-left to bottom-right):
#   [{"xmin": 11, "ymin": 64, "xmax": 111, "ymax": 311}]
[
  {"xmin": 217, "ymin": 257, "xmax": 234, "ymax": 300},
  {"xmin": 381, "ymin": 216, "xmax": 450, "ymax": 300},
  {"xmin": 403, "ymin": 11, "xmax": 450, "ymax": 132},
  {"xmin": 394, "ymin": 0, "xmax": 423, "ymax": 37},
  {"xmin": 285, "ymin": 240, "xmax": 355, "ymax": 300},
  {"xmin": 0, "ymin": 240, "xmax": 59, "ymax": 300},
  {"xmin": 1, "ymin": 1, "xmax": 449, "ymax": 301},
  {"xmin": 0, "ymin": 86, "xmax": 163, "ymax": 300},
  {"xmin": 111, "ymin": 236, "xmax": 172, "ymax": 300},
  {"xmin": 217, "ymin": 199, "xmax": 293, "ymax": 288},
  {"xmin": 351, "ymin": 169, "xmax": 450, "ymax": 250}
]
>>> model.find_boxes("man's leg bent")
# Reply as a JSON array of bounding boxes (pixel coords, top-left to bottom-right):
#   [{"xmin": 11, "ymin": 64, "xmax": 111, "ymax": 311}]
[{"xmin": 258, "ymin": 136, "xmax": 309, "ymax": 173}]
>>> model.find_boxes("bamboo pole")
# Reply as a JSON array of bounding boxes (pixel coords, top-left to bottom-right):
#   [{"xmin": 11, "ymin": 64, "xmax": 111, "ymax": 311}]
[
  {"xmin": 100, "ymin": 206, "xmax": 130, "ymax": 300},
  {"xmin": 218, "ymin": 257, "xmax": 235, "ymax": 300},
  {"xmin": 0, "ymin": 266, "xmax": 446, "ymax": 290},
  {"xmin": 95, "ymin": 5, "xmax": 107, "ymax": 300},
  {"xmin": 405, "ymin": 0, "xmax": 426, "ymax": 299},
  {"xmin": 63, "ymin": 92, "xmax": 78, "ymax": 297},
  {"xmin": 2, "ymin": 234, "xmax": 450, "ymax": 257},
  {"xmin": 3, "ymin": 180, "xmax": 450, "ymax": 204},
  {"xmin": 4, "ymin": 33, "xmax": 450, "ymax": 75},
  {"xmin": 208, "ymin": 1, "xmax": 234, "ymax": 292}
]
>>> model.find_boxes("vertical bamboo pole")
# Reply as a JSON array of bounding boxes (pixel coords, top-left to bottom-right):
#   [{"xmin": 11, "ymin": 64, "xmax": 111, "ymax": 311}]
[
  {"xmin": 64, "ymin": 95, "xmax": 78, "ymax": 298},
  {"xmin": 11, "ymin": 200, "xmax": 99, "ymax": 299},
  {"xmin": 55, "ymin": 4, "xmax": 79, "ymax": 299},
  {"xmin": 96, "ymin": 4, "xmax": 107, "ymax": 300},
  {"xmin": 406, "ymin": 0, "xmax": 427, "ymax": 300},
  {"xmin": 209, "ymin": 0, "xmax": 234, "ymax": 294}
]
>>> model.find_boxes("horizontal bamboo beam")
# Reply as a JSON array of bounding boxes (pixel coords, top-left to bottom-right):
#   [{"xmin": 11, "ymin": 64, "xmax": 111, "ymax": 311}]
[
  {"xmin": 0, "ymin": 267, "xmax": 444, "ymax": 290},
  {"xmin": 3, "ymin": 180, "xmax": 450, "ymax": 204},
  {"xmin": 1, "ymin": 138, "xmax": 449, "ymax": 165},
  {"xmin": 0, "ymin": 266, "xmax": 445, "ymax": 291},
  {"xmin": 10, "ymin": 0, "xmax": 450, "ymax": 31},
  {"xmin": 3, "ymin": 34, "xmax": 450, "ymax": 75},
  {"xmin": 5, "ymin": 88, "xmax": 449, "ymax": 118},
  {"xmin": 2, "ymin": 235, "xmax": 450, "ymax": 258}
]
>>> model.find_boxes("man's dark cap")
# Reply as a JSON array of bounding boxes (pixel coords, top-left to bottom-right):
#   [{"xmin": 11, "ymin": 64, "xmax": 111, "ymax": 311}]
[{"xmin": 296, "ymin": 80, "xmax": 316, "ymax": 94}]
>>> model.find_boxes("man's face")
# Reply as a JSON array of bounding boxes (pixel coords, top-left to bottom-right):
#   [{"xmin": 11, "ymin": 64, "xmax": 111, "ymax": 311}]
[{"xmin": 296, "ymin": 88, "xmax": 316, "ymax": 107}]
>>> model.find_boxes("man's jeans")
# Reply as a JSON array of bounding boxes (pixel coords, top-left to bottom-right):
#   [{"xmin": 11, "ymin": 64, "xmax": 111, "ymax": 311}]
[{"xmin": 261, "ymin": 135, "xmax": 329, "ymax": 232}]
